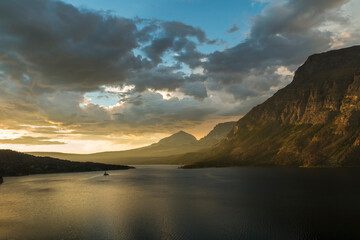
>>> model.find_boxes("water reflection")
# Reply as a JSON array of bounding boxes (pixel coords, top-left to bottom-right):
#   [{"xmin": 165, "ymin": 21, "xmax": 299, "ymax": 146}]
[{"xmin": 1, "ymin": 166, "xmax": 360, "ymax": 239}]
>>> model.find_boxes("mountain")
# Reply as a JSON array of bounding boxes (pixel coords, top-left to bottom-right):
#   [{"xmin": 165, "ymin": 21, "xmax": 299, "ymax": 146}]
[
  {"xmin": 30, "ymin": 131, "xmax": 200, "ymax": 164},
  {"xmin": 0, "ymin": 150, "xmax": 133, "ymax": 176},
  {"xmin": 182, "ymin": 45, "xmax": 360, "ymax": 168},
  {"xmin": 198, "ymin": 122, "xmax": 236, "ymax": 146},
  {"xmin": 145, "ymin": 130, "xmax": 199, "ymax": 155},
  {"xmin": 154, "ymin": 130, "xmax": 197, "ymax": 146},
  {"xmin": 29, "ymin": 123, "xmax": 236, "ymax": 165}
]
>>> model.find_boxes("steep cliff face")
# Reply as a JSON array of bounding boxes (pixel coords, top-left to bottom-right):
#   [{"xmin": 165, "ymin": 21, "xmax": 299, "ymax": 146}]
[{"xmin": 184, "ymin": 46, "xmax": 360, "ymax": 168}]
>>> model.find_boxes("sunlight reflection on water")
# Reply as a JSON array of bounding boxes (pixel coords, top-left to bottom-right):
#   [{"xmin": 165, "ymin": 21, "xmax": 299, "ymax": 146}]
[{"xmin": 1, "ymin": 165, "xmax": 360, "ymax": 240}]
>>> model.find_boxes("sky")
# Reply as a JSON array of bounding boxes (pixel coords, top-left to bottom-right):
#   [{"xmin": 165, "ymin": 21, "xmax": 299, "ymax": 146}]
[{"xmin": 0, "ymin": 0, "xmax": 359, "ymax": 153}]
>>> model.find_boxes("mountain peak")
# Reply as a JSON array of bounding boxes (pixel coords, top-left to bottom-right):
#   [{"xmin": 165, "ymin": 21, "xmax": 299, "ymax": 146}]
[
  {"xmin": 156, "ymin": 130, "xmax": 197, "ymax": 146},
  {"xmin": 174, "ymin": 130, "xmax": 190, "ymax": 135}
]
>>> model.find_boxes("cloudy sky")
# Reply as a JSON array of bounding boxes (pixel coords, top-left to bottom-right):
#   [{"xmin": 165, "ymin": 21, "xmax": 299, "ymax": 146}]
[{"xmin": 0, "ymin": 0, "xmax": 359, "ymax": 153}]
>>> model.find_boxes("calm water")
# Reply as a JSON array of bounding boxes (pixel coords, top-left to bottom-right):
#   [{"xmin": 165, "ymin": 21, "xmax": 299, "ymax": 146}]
[{"xmin": 1, "ymin": 166, "xmax": 360, "ymax": 240}]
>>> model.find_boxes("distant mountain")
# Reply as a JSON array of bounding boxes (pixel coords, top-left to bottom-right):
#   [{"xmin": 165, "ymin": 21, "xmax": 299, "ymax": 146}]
[
  {"xmin": 182, "ymin": 45, "xmax": 360, "ymax": 168},
  {"xmin": 29, "ymin": 122, "xmax": 236, "ymax": 165},
  {"xmin": 154, "ymin": 130, "xmax": 197, "ymax": 147},
  {"xmin": 0, "ymin": 150, "xmax": 133, "ymax": 176}
]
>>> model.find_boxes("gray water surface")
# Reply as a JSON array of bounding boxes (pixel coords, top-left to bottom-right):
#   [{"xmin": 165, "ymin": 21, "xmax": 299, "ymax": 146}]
[{"xmin": 1, "ymin": 165, "xmax": 360, "ymax": 240}]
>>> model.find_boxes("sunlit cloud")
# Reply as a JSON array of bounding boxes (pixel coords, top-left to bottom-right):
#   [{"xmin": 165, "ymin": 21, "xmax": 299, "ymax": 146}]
[
  {"xmin": 148, "ymin": 89, "xmax": 186, "ymax": 100},
  {"xmin": 104, "ymin": 85, "xmax": 136, "ymax": 94},
  {"xmin": 0, "ymin": 0, "xmax": 358, "ymax": 152},
  {"xmin": 0, "ymin": 129, "xmax": 28, "ymax": 140},
  {"xmin": 0, "ymin": 136, "xmax": 65, "ymax": 145}
]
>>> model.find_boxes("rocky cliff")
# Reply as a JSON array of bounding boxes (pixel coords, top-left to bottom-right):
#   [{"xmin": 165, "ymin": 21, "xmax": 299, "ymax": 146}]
[{"xmin": 183, "ymin": 46, "xmax": 360, "ymax": 168}]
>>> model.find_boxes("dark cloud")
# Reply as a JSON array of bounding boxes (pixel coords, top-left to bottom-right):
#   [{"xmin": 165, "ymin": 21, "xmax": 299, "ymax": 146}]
[
  {"xmin": 226, "ymin": 85, "xmax": 258, "ymax": 100},
  {"xmin": 126, "ymin": 66, "xmax": 208, "ymax": 99},
  {"xmin": 0, "ymin": 0, "xmax": 146, "ymax": 93},
  {"xmin": 136, "ymin": 23, "xmax": 160, "ymax": 43},
  {"xmin": 143, "ymin": 37, "xmax": 174, "ymax": 64},
  {"xmin": 141, "ymin": 21, "xmax": 209, "ymax": 66},
  {"xmin": 227, "ymin": 24, "xmax": 240, "ymax": 34},
  {"xmin": 112, "ymin": 91, "xmax": 216, "ymax": 130},
  {"xmin": 162, "ymin": 21, "xmax": 206, "ymax": 42},
  {"xmin": 201, "ymin": 0, "xmax": 351, "ymax": 102},
  {"xmin": 30, "ymin": 88, "xmax": 215, "ymax": 136},
  {"xmin": 127, "ymin": 66, "xmax": 185, "ymax": 92},
  {"xmin": 173, "ymin": 40, "xmax": 205, "ymax": 68},
  {"xmin": 180, "ymin": 81, "xmax": 208, "ymax": 100},
  {"xmin": 0, "ymin": 0, "xmax": 357, "ymax": 146},
  {"xmin": 0, "ymin": 0, "xmax": 212, "ymax": 101},
  {"xmin": 206, "ymin": 39, "xmax": 222, "ymax": 45},
  {"xmin": 205, "ymin": 0, "xmax": 349, "ymax": 75}
]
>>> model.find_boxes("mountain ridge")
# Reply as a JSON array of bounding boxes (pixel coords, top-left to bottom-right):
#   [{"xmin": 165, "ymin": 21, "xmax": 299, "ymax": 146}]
[
  {"xmin": 28, "ymin": 121, "xmax": 236, "ymax": 164},
  {"xmin": 182, "ymin": 45, "xmax": 360, "ymax": 168}
]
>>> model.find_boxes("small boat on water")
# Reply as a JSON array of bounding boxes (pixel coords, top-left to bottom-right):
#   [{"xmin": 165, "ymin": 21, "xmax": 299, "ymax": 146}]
[{"xmin": 104, "ymin": 171, "xmax": 109, "ymax": 176}]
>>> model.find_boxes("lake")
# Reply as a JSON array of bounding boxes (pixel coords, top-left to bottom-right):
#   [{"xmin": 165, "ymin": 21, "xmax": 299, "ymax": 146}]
[{"xmin": 1, "ymin": 165, "xmax": 360, "ymax": 240}]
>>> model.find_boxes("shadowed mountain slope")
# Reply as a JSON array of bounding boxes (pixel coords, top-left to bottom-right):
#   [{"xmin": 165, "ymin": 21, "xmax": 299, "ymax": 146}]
[{"xmin": 198, "ymin": 122, "xmax": 236, "ymax": 146}]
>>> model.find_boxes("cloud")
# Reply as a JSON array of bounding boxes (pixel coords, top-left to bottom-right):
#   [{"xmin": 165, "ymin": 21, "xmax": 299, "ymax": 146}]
[
  {"xmin": 110, "ymin": 91, "xmax": 216, "ymax": 129},
  {"xmin": 180, "ymin": 81, "xmax": 208, "ymax": 100},
  {"xmin": 173, "ymin": 40, "xmax": 205, "ymax": 68},
  {"xmin": 0, "ymin": 0, "xmax": 359, "ymax": 150},
  {"xmin": 162, "ymin": 21, "xmax": 206, "ymax": 42},
  {"xmin": 127, "ymin": 65, "xmax": 185, "ymax": 92},
  {"xmin": 0, "ymin": 0, "xmax": 146, "ymax": 93},
  {"xmin": 200, "ymin": 0, "xmax": 354, "ymax": 112},
  {"xmin": 0, "ymin": 136, "xmax": 65, "ymax": 145},
  {"xmin": 205, "ymin": 0, "xmax": 350, "ymax": 75},
  {"xmin": 227, "ymin": 24, "xmax": 240, "ymax": 34},
  {"xmin": 126, "ymin": 66, "xmax": 208, "ymax": 99},
  {"xmin": 0, "ymin": 0, "xmax": 212, "ymax": 103},
  {"xmin": 141, "ymin": 21, "xmax": 208, "ymax": 66}
]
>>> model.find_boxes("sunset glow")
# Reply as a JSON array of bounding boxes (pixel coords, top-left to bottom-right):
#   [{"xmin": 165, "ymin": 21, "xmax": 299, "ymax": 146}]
[{"xmin": 0, "ymin": 0, "xmax": 359, "ymax": 153}]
